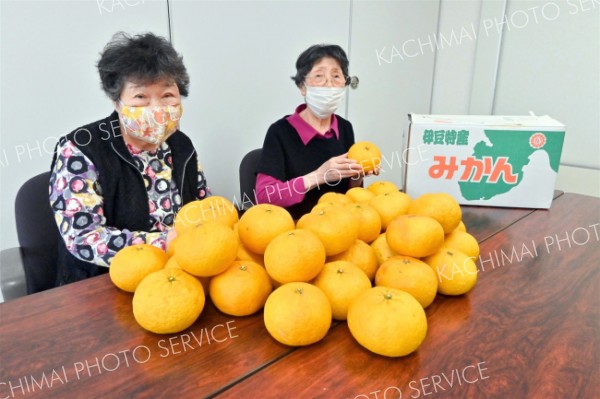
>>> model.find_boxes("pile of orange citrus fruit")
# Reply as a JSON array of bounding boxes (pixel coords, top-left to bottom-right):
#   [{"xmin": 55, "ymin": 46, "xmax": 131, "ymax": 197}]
[{"xmin": 108, "ymin": 141, "xmax": 480, "ymax": 357}]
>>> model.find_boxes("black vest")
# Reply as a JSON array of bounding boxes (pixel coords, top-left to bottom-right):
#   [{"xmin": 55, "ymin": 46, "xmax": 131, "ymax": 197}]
[
  {"xmin": 50, "ymin": 111, "xmax": 199, "ymax": 286},
  {"xmin": 257, "ymin": 115, "xmax": 355, "ymax": 219}
]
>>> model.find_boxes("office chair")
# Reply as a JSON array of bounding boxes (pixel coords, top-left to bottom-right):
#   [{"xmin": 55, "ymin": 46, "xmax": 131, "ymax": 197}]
[
  {"xmin": 14, "ymin": 171, "xmax": 59, "ymax": 294},
  {"xmin": 238, "ymin": 149, "xmax": 262, "ymax": 211},
  {"xmin": 0, "ymin": 248, "xmax": 27, "ymax": 301}
]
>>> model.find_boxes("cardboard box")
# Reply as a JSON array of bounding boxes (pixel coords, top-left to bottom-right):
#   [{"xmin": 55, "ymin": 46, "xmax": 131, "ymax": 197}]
[{"xmin": 403, "ymin": 114, "xmax": 565, "ymax": 209}]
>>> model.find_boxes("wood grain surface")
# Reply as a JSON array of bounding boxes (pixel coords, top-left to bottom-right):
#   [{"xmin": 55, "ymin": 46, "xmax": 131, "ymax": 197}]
[
  {"xmin": 216, "ymin": 193, "xmax": 599, "ymax": 399},
  {"xmin": 1, "ymin": 191, "xmax": 597, "ymax": 399},
  {"xmin": 0, "ymin": 279, "xmax": 292, "ymax": 398}
]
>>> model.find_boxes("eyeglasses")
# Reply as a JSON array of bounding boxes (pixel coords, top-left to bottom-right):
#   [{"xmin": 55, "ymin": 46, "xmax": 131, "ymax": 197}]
[{"xmin": 305, "ymin": 73, "xmax": 349, "ymax": 87}]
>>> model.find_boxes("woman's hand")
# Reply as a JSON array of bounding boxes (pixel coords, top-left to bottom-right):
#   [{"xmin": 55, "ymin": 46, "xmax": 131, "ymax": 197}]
[
  {"xmin": 303, "ymin": 153, "xmax": 363, "ymax": 191},
  {"xmin": 349, "ymin": 165, "xmax": 382, "ymax": 188}
]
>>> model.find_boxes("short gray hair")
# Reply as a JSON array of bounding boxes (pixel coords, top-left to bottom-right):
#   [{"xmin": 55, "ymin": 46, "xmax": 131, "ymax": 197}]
[
  {"xmin": 97, "ymin": 32, "xmax": 190, "ymax": 101},
  {"xmin": 291, "ymin": 44, "xmax": 350, "ymax": 88}
]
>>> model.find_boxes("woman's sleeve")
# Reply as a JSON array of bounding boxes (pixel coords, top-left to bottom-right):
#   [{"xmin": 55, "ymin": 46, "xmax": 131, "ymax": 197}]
[
  {"xmin": 255, "ymin": 173, "xmax": 306, "ymax": 208},
  {"xmin": 49, "ymin": 140, "xmax": 168, "ymax": 267},
  {"xmin": 196, "ymin": 160, "xmax": 210, "ymax": 199},
  {"xmin": 254, "ymin": 124, "xmax": 306, "ymax": 207}
]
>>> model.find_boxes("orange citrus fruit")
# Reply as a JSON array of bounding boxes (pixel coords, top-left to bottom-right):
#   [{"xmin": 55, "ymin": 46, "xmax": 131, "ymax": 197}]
[
  {"xmin": 443, "ymin": 230, "xmax": 480, "ymax": 259},
  {"xmin": 164, "ymin": 257, "xmax": 210, "ymax": 294},
  {"xmin": 264, "ymin": 229, "xmax": 326, "ymax": 284},
  {"xmin": 301, "ymin": 206, "xmax": 359, "ymax": 256},
  {"xmin": 455, "ymin": 220, "xmax": 467, "ymax": 232},
  {"xmin": 164, "ymin": 256, "xmax": 180, "ymax": 269},
  {"xmin": 386, "ymin": 215, "xmax": 445, "ymax": 257},
  {"xmin": 238, "ymin": 204, "xmax": 295, "ymax": 254},
  {"xmin": 328, "ymin": 239, "xmax": 378, "ymax": 280},
  {"xmin": 236, "ymin": 242, "xmax": 265, "ymax": 266},
  {"xmin": 263, "ymin": 282, "xmax": 332, "ymax": 346},
  {"xmin": 347, "ymin": 286, "xmax": 427, "ymax": 357},
  {"xmin": 296, "ymin": 213, "xmax": 309, "ymax": 229},
  {"xmin": 209, "ymin": 260, "xmax": 272, "ymax": 316},
  {"xmin": 375, "ymin": 256, "xmax": 438, "ymax": 308},
  {"xmin": 174, "ymin": 196, "xmax": 238, "ymax": 233},
  {"xmin": 367, "ymin": 181, "xmax": 398, "ymax": 195},
  {"xmin": 345, "ymin": 187, "xmax": 376, "ymax": 203},
  {"xmin": 109, "ymin": 244, "xmax": 169, "ymax": 292},
  {"xmin": 423, "ymin": 249, "xmax": 478, "ymax": 295},
  {"xmin": 318, "ymin": 192, "xmax": 352, "ymax": 205},
  {"xmin": 408, "ymin": 193, "xmax": 462, "ymax": 234},
  {"xmin": 233, "ymin": 223, "xmax": 265, "ymax": 265},
  {"xmin": 174, "ymin": 200, "xmax": 202, "ymax": 234},
  {"xmin": 370, "ymin": 233, "xmax": 399, "ymax": 265},
  {"xmin": 132, "ymin": 268, "xmax": 205, "ymax": 334},
  {"xmin": 312, "ymin": 261, "xmax": 372, "ymax": 320},
  {"xmin": 348, "ymin": 141, "xmax": 382, "ymax": 173},
  {"xmin": 199, "ymin": 196, "xmax": 239, "ymax": 228},
  {"xmin": 175, "ymin": 222, "xmax": 238, "ymax": 277},
  {"xmin": 344, "ymin": 203, "xmax": 382, "ymax": 243},
  {"xmin": 369, "ymin": 191, "xmax": 412, "ymax": 231},
  {"xmin": 312, "ymin": 201, "xmax": 342, "ymax": 212}
]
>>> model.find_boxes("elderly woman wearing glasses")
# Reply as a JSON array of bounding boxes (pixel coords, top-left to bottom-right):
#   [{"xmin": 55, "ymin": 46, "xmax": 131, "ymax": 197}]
[
  {"xmin": 255, "ymin": 44, "xmax": 369, "ymax": 219},
  {"xmin": 49, "ymin": 32, "xmax": 209, "ymax": 286}
]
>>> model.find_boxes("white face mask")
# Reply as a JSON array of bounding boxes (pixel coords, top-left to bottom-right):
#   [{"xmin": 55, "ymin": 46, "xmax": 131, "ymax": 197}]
[{"xmin": 304, "ymin": 85, "xmax": 346, "ymax": 119}]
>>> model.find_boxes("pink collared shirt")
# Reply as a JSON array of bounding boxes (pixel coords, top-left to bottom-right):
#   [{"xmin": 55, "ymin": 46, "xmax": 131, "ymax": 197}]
[
  {"xmin": 255, "ymin": 104, "xmax": 340, "ymax": 209},
  {"xmin": 287, "ymin": 104, "xmax": 340, "ymax": 144}
]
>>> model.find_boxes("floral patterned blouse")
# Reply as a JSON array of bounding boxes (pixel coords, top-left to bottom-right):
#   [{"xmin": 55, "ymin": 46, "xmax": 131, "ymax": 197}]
[{"xmin": 49, "ymin": 139, "xmax": 208, "ymax": 267}]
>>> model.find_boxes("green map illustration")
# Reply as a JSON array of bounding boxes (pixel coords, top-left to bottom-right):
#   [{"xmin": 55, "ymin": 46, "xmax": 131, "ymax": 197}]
[{"xmin": 458, "ymin": 130, "xmax": 565, "ymax": 200}]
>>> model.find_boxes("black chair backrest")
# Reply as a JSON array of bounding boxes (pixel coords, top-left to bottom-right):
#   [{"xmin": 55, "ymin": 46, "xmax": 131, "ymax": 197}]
[
  {"xmin": 238, "ymin": 149, "xmax": 262, "ymax": 209},
  {"xmin": 15, "ymin": 171, "xmax": 59, "ymax": 294}
]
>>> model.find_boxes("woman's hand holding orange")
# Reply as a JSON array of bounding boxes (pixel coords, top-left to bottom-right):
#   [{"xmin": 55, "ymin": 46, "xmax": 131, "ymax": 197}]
[{"xmin": 303, "ymin": 153, "xmax": 363, "ymax": 191}]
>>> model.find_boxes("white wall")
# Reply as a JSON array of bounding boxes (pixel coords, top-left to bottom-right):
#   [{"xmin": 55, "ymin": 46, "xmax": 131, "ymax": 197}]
[
  {"xmin": 347, "ymin": 0, "xmax": 441, "ymax": 189},
  {"xmin": 1, "ymin": 0, "xmax": 599, "ymax": 251},
  {"xmin": 431, "ymin": 0, "xmax": 482, "ymax": 114},
  {"xmin": 428, "ymin": 0, "xmax": 600, "ymax": 197},
  {"xmin": 492, "ymin": 0, "xmax": 600, "ymax": 198},
  {"xmin": 0, "ymin": 0, "xmax": 170, "ymax": 251},
  {"xmin": 494, "ymin": 0, "xmax": 600, "ymax": 170},
  {"xmin": 168, "ymin": 0, "xmax": 351, "ymax": 202}
]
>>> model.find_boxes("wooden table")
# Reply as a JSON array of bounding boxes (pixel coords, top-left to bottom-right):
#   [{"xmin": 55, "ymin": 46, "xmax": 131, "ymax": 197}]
[{"xmin": 1, "ymin": 192, "xmax": 598, "ymax": 399}]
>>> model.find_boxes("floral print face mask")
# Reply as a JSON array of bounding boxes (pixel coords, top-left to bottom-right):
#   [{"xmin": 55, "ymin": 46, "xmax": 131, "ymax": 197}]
[{"xmin": 118, "ymin": 102, "xmax": 183, "ymax": 145}]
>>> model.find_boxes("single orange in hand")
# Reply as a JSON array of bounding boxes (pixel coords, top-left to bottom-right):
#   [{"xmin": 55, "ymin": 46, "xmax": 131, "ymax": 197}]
[{"xmin": 348, "ymin": 141, "xmax": 382, "ymax": 173}]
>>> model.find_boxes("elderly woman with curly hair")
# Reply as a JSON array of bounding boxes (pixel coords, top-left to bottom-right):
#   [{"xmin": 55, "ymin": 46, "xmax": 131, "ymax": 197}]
[{"xmin": 49, "ymin": 32, "xmax": 208, "ymax": 286}]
